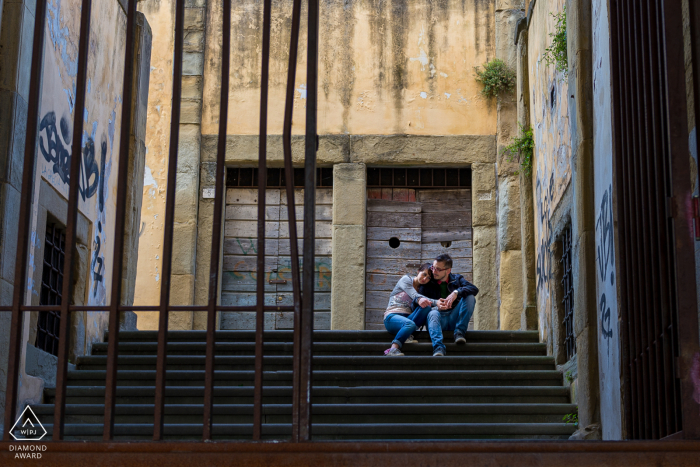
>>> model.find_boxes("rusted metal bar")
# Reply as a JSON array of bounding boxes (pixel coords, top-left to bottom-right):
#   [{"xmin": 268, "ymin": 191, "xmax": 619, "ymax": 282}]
[
  {"xmin": 253, "ymin": 0, "xmax": 272, "ymax": 441},
  {"xmin": 282, "ymin": 0, "xmax": 303, "ymax": 443},
  {"xmin": 202, "ymin": 0, "xmax": 232, "ymax": 441},
  {"xmin": 300, "ymin": 0, "xmax": 320, "ymax": 442},
  {"xmin": 2, "ymin": 0, "xmax": 49, "ymax": 442},
  {"xmin": 53, "ymin": 0, "xmax": 92, "ymax": 441},
  {"xmin": 659, "ymin": 0, "xmax": 700, "ymax": 439},
  {"xmin": 153, "ymin": 0, "xmax": 186, "ymax": 441},
  {"xmin": 103, "ymin": 0, "xmax": 138, "ymax": 441}
]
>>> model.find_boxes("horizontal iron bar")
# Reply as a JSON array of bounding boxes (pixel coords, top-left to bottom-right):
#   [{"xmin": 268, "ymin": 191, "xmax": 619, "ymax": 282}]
[{"xmin": 0, "ymin": 306, "xmax": 296, "ymax": 312}]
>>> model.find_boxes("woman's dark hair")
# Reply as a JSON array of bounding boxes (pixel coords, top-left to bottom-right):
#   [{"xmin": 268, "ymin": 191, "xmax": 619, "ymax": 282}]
[{"xmin": 417, "ymin": 262, "xmax": 434, "ymax": 280}]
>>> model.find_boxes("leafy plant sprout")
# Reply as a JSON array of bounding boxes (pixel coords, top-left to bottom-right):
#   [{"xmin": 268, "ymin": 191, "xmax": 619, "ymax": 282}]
[
  {"xmin": 502, "ymin": 124, "xmax": 534, "ymax": 176},
  {"xmin": 473, "ymin": 58, "xmax": 516, "ymax": 99},
  {"xmin": 542, "ymin": 8, "xmax": 568, "ymax": 74}
]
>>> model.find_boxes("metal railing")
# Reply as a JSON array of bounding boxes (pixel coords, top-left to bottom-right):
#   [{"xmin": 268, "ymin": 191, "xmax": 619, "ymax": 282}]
[{"xmin": 2, "ymin": 0, "xmax": 317, "ymax": 442}]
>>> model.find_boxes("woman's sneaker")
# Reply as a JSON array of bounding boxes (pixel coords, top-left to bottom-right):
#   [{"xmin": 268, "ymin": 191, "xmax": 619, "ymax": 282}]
[
  {"xmin": 432, "ymin": 347, "xmax": 446, "ymax": 357},
  {"xmin": 385, "ymin": 347, "xmax": 404, "ymax": 356},
  {"xmin": 405, "ymin": 335, "xmax": 418, "ymax": 344}
]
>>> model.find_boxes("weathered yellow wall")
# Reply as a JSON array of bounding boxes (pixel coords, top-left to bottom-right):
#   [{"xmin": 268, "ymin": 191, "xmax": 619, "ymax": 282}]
[
  {"xmin": 527, "ymin": 0, "xmax": 571, "ymax": 351},
  {"xmin": 134, "ymin": 0, "xmax": 175, "ymax": 327},
  {"xmin": 202, "ymin": 0, "xmax": 498, "ymax": 137}
]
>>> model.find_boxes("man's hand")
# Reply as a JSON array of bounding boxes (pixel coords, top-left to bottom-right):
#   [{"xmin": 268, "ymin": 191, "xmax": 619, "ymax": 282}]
[
  {"xmin": 437, "ymin": 299, "xmax": 449, "ymax": 311},
  {"xmin": 418, "ymin": 297, "xmax": 431, "ymax": 308},
  {"xmin": 443, "ymin": 291, "xmax": 459, "ymax": 309}
]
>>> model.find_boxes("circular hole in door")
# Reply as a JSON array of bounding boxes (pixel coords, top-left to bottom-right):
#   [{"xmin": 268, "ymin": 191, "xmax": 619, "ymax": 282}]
[
  {"xmin": 389, "ymin": 237, "xmax": 401, "ymax": 249},
  {"xmin": 440, "ymin": 241, "xmax": 452, "ymax": 248}
]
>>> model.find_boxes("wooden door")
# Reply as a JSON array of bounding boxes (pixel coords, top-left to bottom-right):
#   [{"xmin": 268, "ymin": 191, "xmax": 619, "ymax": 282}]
[
  {"xmin": 364, "ymin": 195, "xmax": 422, "ymax": 330},
  {"xmin": 221, "ymin": 188, "xmax": 333, "ymax": 330}
]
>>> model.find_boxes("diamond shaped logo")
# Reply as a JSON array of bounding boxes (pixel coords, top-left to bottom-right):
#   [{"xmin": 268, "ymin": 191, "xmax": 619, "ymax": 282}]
[{"xmin": 10, "ymin": 406, "xmax": 47, "ymax": 441}]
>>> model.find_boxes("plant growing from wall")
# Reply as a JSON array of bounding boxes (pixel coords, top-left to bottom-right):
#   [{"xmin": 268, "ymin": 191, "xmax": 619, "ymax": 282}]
[
  {"xmin": 473, "ymin": 59, "xmax": 516, "ymax": 98},
  {"xmin": 542, "ymin": 8, "xmax": 568, "ymax": 74},
  {"xmin": 563, "ymin": 408, "xmax": 579, "ymax": 427},
  {"xmin": 502, "ymin": 124, "xmax": 534, "ymax": 176}
]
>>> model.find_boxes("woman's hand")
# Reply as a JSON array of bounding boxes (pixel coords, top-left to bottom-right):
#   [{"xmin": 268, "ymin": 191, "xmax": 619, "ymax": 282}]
[{"xmin": 418, "ymin": 297, "xmax": 431, "ymax": 308}]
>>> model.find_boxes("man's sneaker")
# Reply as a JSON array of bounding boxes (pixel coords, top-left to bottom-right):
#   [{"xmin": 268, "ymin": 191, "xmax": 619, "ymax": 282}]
[
  {"xmin": 433, "ymin": 348, "xmax": 446, "ymax": 357},
  {"xmin": 405, "ymin": 335, "xmax": 418, "ymax": 344},
  {"xmin": 454, "ymin": 331, "xmax": 466, "ymax": 344},
  {"xmin": 385, "ymin": 347, "xmax": 404, "ymax": 357}
]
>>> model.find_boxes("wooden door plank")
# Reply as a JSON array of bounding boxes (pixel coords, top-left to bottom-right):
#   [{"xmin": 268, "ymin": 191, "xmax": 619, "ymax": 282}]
[
  {"xmin": 421, "ymin": 229, "xmax": 472, "ymax": 242},
  {"xmin": 221, "ymin": 271, "xmax": 277, "ymax": 293},
  {"xmin": 421, "ymin": 201, "xmax": 471, "ymax": 212},
  {"xmin": 417, "ymin": 189, "xmax": 472, "ymax": 202},
  {"xmin": 367, "ymin": 211, "xmax": 421, "ymax": 228},
  {"xmin": 226, "ymin": 188, "xmax": 281, "ymax": 205},
  {"xmin": 392, "ymin": 188, "xmax": 409, "ymax": 202},
  {"xmin": 367, "ymin": 188, "xmax": 383, "ymax": 199},
  {"xmin": 224, "ymin": 220, "xmax": 280, "ymax": 238},
  {"xmin": 367, "ymin": 227, "xmax": 421, "ymax": 242},
  {"xmin": 366, "ymin": 257, "xmax": 423, "ymax": 276},
  {"xmin": 279, "ymin": 221, "xmax": 332, "ymax": 239},
  {"xmin": 225, "ymin": 205, "xmax": 280, "ymax": 221},
  {"xmin": 223, "ymin": 238, "xmax": 279, "ymax": 256},
  {"xmin": 422, "ymin": 212, "xmax": 472, "ymax": 228},
  {"xmin": 276, "ymin": 271, "xmax": 332, "ymax": 292},
  {"xmin": 365, "ymin": 308, "xmax": 390, "ymax": 326},
  {"xmin": 366, "ymin": 273, "xmax": 403, "ymax": 291},
  {"xmin": 223, "ymin": 255, "xmax": 279, "ymax": 273},
  {"xmin": 367, "ymin": 200, "xmax": 422, "ymax": 213},
  {"xmin": 220, "ymin": 311, "xmax": 276, "ymax": 330},
  {"xmin": 278, "ymin": 238, "xmax": 332, "ymax": 256},
  {"xmin": 367, "ymin": 240, "xmax": 421, "ymax": 259},
  {"xmin": 279, "ymin": 205, "xmax": 332, "ymax": 221},
  {"xmin": 275, "ymin": 311, "xmax": 330, "ymax": 330},
  {"xmin": 421, "ymin": 240, "xmax": 473, "ymax": 256}
]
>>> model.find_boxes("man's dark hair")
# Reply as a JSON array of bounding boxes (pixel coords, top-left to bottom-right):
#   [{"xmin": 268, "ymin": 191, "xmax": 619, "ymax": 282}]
[{"xmin": 435, "ymin": 254, "xmax": 453, "ymax": 268}]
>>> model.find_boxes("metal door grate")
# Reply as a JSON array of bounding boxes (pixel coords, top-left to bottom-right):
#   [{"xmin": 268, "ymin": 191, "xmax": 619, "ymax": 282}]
[
  {"xmin": 561, "ymin": 225, "xmax": 575, "ymax": 361},
  {"xmin": 367, "ymin": 167, "xmax": 471, "ymax": 188},
  {"xmin": 226, "ymin": 167, "xmax": 332, "ymax": 187},
  {"xmin": 36, "ymin": 223, "xmax": 66, "ymax": 356}
]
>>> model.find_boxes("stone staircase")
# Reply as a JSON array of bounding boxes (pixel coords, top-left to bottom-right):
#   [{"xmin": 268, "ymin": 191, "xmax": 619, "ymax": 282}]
[{"xmin": 32, "ymin": 330, "xmax": 577, "ymax": 440}]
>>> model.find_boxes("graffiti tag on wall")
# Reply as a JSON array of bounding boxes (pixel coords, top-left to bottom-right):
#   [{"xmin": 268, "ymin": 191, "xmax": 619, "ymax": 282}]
[{"xmin": 596, "ymin": 184, "xmax": 615, "ymax": 339}]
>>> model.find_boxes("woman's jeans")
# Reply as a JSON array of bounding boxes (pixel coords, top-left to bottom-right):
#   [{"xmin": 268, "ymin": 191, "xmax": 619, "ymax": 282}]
[{"xmin": 383, "ymin": 306, "xmax": 432, "ymax": 348}]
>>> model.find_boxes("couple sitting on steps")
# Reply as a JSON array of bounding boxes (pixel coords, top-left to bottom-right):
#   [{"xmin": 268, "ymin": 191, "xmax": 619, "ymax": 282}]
[{"xmin": 383, "ymin": 254, "xmax": 478, "ymax": 357}]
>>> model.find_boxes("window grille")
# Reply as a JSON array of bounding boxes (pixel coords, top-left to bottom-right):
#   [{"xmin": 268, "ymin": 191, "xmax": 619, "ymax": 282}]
[
  {"xmin": 36, "ymin": 223, "xmax": 65, "ymax": 356},
  {"xmin": 561, "ymin": 225, "xmax": 575, "ymax": 361},
  {"xmin": 366, "ymin": 167, "xmax": 471, "ymax": 188},
  {"xmin": 226, "ymin": 167, "xmax": 332, "ymax": 187}
]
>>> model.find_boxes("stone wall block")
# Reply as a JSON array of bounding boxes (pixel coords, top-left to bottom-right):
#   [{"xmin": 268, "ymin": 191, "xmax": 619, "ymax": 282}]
[
  {"xmin": 574, "ymin": 230, "xmax": 597, "ymax": 334},
  {"xmin": 350, "ymin": 135, "xmax": 497, "ymax": 165},
  {"xmin": 471, "ymin": 163, "xmax": 497, "ymax": 227},
  {"xmin": 498, "ymin": 175, "xmax": 522, "ymax": 251},
  {"xmin": 499, "ymin": 249, "xmax": 524, "ymax": 330},
  {"xmin": 0, "ymin": 184, "xmax": 20, "ymax": 283},
  {"xmin": 172, "ymin": 221, "xmax": 198, "ymax": 276},
  {"xmin": 169, "ymin": 275, "xmax": 196, "ymax": 327},
  {"xmin": 182, "ymin": 76, "xmax": 204, "ymax": 100},
  {"xmin": 174, "ymin": 170, "xmax": 199, "ymax": 222},
  {"xmin": 496, "ymin": 10, "xmax": 526, "ymax": 70},
  {"xmin": 185, "ymin": 0, "xmax": 206, "ymax": 7},
  {"xmin": 332, "ymin": 163, "xmax": 366, "ymax": 226},
  {"xmin": 330, "ymin": 225, "xmax": 366, "ymax": 330},
  {"xmin": 180, "ymin": 99, "xmax": 203, "ymax": 124},
  {"xmin": 184, "ymin": 29, "xmax": 205, "ymax": 53},
  {"xmin": 183, "ymin": 52, "xmax": 204, "ymax": 75},
  {"xmin": 184, "ymin": 8, "xmax": 205, "ymax": 30},
  {"xmin": 177, "ymin": 124, "xmax": 201, "ymax": 172},
  {"xmin": 496, "ymin": 0, "xmax": 525, "ymax": 10},
  {"xmin": 473, "ymin": 226, "xmax": 498, "ymax": 330}
]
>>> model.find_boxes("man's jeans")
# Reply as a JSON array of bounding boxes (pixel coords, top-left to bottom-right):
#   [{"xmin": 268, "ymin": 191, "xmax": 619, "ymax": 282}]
[
  {"xmin": 427, "ymin": 295, "xmax": 476, "ymax": 352},
  {"xmin": 384, "ymin": 306, "xmax": 432, "ymax": 348}
]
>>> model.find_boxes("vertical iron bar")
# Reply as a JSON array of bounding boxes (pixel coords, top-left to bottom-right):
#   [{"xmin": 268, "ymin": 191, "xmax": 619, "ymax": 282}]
[
  {"xmin": 282, "ymin": 0, "xmax": 303, "ymax": 443},
  {"xmin": 2, "ymin": 0, "xmax": 49, "ymax": 441},
  {"xmin": 153, "ymin": 0, "xmax": 186, "ymax": 441},
  {"xmin": 53, "ymin": 0, "xmax": 92, "ymax": 440},
  {"xmin": 301, "ymin": 0, "xmax": 320, "ymax": 442},
  {"xmin": 104, "ymin": 0, "xmax": 138, "ymax": 440},
  {"xmin": 660, "ymin": 0, "xmax": 700, "ymax": 438},
  {"xmin": 253, "ymin": 0, "xmax": 272, "ymax": 441},
  {"xmin": 203, "ymin": 0, "xmax": 231, "ymax": 441}
]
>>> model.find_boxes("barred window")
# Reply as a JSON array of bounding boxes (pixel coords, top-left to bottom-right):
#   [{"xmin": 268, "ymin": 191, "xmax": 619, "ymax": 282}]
[
  {"xmin": 36, "ymin": 223, "xmax": 65, "ymax": 356},
  {"xmin": 561, "ymin": 224, "xmax": 576, "ymax": 361}
]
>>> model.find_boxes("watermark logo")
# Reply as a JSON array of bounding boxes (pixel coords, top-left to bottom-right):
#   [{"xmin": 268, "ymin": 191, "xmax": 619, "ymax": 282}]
[{"xmin": 9, "ymin": 406, "xmax": 47, "ymax": 441}]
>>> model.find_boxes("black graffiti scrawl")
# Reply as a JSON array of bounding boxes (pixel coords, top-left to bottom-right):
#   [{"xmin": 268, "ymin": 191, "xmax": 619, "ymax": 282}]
[
  {"xmin": 596, "ymin": 184, "xmax": 615, "ymax": 339},
  {"xmin": 39, "ymin": 111, "xmax": 108, "ymax": 297},
  {"xmin": 39, "ymin": 111, "xmax": 106, "ymax": 210},
  {"xmin": 536, "ymin": 172, "xmax": 554, "ymax": 292}
]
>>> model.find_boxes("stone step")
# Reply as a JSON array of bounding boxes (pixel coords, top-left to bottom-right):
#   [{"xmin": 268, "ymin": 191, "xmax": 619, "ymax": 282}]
[
  {"xmin": 40, "ymin": 422, "xmax": 575, "ymax": 440},
  {"xmin": 75, "ymin": 355, "xmax": 556, "ymax": 372},
  {"xmin": 106, "ymin": 330, "xmax": 540, "ymax": 344},
  {"xmin": 61, "ymin": 369, "xmax": 564, "ymax": 387},
  {"xmin": 90, "ymin": 341, "xmax": 547, "ymax": 357},
  {"xmin": 32, "ymin": 403, "xmax": 577, "ymax": 425},
  {"xmin": 45, "ymin": 385, "xmax": 571, "ymax": 405}
]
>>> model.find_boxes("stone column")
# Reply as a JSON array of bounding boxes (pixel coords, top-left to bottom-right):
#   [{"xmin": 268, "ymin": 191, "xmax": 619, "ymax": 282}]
[
  {"xmin": 517, "ymin": 28, "xmax": 538, "ymax": 330},
  {"xmin": 330, "ymin": 163, "xmax": 366, "ymax": 330},
  {"xmin": 472, "ymin": 163, "xmax": 498, "ymax": 330},
  {"xmin": 568, "ymin": 0, "xmax": 601, "ymax": 431},
  {"xmin": 169, "ymin": 1, "xmax": 207, "ymax": 330},
  {"xmin": 495, "ymin": 0, "xmax": 526, "ymax": 330}
]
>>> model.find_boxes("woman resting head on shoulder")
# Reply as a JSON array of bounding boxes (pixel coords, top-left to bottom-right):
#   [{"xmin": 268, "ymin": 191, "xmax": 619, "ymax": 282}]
[{"xmin": 382, "ymin": 263, "xmax": 437, "ymax": 356}]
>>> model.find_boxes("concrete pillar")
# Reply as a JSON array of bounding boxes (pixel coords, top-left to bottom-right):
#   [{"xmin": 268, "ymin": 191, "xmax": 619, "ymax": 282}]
[
  {"xmin": 517, "ymin": 28, "xmax": 538, "ymax": 330},
  {"xmin": 568, "ymin": 0, "xmax": 601, "ymax": 430},
  {"xmin": 495, "ymin": 0, "xmax": 526, "ymax": 330},
  {"xmin": 330, "ymin": 163, "xmax": 366, "ymax": 330},
  {"xmin": 472, "ymin": 163, "xmax": 498, "ymax": 330}
]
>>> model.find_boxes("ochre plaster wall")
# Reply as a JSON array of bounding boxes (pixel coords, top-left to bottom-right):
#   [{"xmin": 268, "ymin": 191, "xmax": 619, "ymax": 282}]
[{"xmin": 202, "ymin": 0, "xmax": 497, "ymax": 138}]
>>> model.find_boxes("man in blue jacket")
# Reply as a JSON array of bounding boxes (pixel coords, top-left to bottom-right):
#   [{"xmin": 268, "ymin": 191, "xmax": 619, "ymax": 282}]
[{"xmin": 418, "ymin": 253, "xmax": 479, "ymax": 356}]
